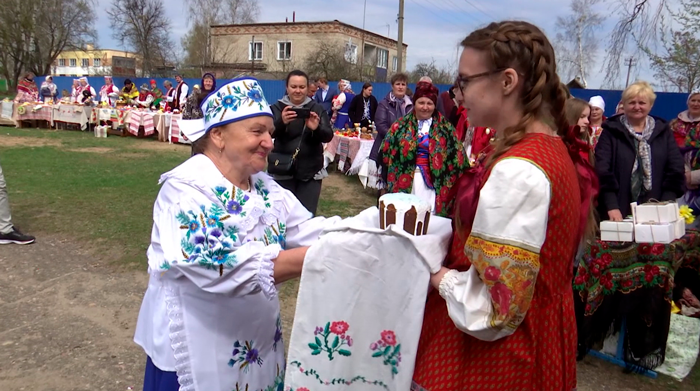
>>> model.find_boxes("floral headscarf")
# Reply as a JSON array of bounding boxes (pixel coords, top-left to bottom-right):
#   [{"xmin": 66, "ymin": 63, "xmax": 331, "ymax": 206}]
[{"xmin": 381, "ymin": 111, "xmax": 467, "ymax": 217}]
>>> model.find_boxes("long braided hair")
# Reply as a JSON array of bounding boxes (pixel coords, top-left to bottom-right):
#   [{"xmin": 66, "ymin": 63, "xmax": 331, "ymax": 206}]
[{"xmin": 460, "ymin": 21, "xmax": 598, "ymax": 241}]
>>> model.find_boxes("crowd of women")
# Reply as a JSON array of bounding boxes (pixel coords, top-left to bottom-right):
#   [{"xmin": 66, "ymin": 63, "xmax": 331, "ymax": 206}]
[{"xmin": 120, "ymin": 17, "xmax": 700, "ymax": 391}]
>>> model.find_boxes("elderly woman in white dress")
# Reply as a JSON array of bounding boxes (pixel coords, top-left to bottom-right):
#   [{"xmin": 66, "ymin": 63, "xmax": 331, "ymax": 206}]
[{"xmin": 134, "ymin": 77, "xmax": 338, "ymax": 391}]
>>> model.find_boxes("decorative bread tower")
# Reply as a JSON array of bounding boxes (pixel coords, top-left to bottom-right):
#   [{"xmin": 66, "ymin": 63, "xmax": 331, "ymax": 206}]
[{"xmin": 378, "ymin": 193, "xmax": 431, "ymax": 236}]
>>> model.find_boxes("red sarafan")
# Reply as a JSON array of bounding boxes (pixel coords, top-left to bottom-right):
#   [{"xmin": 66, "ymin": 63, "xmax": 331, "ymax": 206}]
[{"xmin": 413, "ymin": 134, "xmax": 579, "ymax": 391}]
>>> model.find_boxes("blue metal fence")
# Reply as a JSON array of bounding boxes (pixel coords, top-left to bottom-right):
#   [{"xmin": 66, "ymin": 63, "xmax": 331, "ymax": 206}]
[{"xmin": 38, "ymin": 76, "xmax": 689, "ymax": 121}]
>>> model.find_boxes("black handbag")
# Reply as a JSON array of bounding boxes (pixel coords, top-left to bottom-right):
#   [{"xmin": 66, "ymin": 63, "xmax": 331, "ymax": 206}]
[{"xmin": 267, "ymin": 125, "xmax": 306, "ymax": 176}]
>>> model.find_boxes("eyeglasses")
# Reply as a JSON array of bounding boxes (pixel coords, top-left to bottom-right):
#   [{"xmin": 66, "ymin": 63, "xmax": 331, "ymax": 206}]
[{"xmin": 457, "ymin": 69, "xmax": 505, "ymax": 92}]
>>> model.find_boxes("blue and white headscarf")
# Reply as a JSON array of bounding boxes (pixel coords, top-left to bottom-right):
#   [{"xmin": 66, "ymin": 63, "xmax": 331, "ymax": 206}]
[{"xmin": 178, "ymin": 77, "xmax": 272, "ymax": 142}]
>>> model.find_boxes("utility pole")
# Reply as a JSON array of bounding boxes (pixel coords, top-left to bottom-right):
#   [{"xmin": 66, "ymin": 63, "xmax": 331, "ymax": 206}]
[
  {"xmin": 397, "ymin": 0, "xmax": 404, "ymax": 73},
  {"xmin": 251, "ymin": 35, "xmax": 255, "ymax": 75},
  {"xmin": 625, "ymin": 57, "xmax": 635, "ymax": 87},
  {"xmin": 360, "ymin": 0, "xmax": 367, "ymax": 81}
]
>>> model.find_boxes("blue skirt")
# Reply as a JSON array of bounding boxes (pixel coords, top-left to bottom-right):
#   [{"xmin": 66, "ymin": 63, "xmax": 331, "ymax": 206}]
[{"xmin": 143, "ymin": 356, "xmax": 180, "ymax": 391}]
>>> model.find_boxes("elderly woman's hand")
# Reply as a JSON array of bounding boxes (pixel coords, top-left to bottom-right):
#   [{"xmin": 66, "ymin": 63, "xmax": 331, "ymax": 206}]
[
  {"xmin": 306, "ymin": 111, "xmax": 320, "ymax": 131},
  {"xmin": 272, "ymin": 246, "xmax": 310, "ymax": 284}
]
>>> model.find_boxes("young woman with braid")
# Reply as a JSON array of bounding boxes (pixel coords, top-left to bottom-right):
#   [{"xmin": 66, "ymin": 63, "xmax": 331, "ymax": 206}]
[{"xmin": 411, "ymin": 21, "xmax": 597, "ymax": 391}]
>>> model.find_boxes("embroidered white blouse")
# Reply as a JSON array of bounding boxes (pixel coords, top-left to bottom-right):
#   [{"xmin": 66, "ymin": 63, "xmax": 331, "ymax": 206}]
[
  {"xmin": 134, "ymin": 154, "xmax": 338, "ymax": 391},
  {"xmin": 437, "ymin": 158, "xmax": 551, "ymax": 341}
]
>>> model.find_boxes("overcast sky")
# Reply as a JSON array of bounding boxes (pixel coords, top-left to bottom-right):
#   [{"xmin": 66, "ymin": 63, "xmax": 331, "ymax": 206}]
[{"xmin": 95, "ymin": 0, "xmax": 654, "ymax": 89}]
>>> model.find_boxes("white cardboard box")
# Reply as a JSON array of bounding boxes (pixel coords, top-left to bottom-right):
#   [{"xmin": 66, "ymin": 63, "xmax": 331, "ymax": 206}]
[
  {"xmin": 635, "ymin": 223, "xmax": 675, "ymax": 244},
  {"xmin": 634, "ymin": 202, "xmax": 679, "ymax": 224},
  {"xmin": 675, "ymin": 219, "xmax": 686, "ymax": 240},
  {"xmin": 600, "ymin": 219, "xmax": 635, "ymax": 242}
]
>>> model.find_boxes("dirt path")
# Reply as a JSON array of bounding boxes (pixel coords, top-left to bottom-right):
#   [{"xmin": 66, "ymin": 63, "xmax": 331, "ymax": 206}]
[
  {"xmin": 0, "ymin": 236, "xmax": 147, "ymax": 391},
  {"xmin": 0, "ymin": 225, "xmax": 696, "ymax": 389}
]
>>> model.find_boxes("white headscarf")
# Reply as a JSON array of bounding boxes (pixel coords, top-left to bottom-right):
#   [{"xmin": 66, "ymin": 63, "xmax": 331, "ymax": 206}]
[{"xmin": 588, "ymin": 95, "xmax": 605, "ymax": 111}]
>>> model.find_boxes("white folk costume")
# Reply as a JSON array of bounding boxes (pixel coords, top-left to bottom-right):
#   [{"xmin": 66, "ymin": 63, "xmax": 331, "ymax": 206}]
[
  {"xmin": 99, "ymin": 76, "xmax": 120, "ymax": 106},
  {"xmin": 135, "ymin": 84, "xmax": 155, "ymax": 108},
  {"xmin": 588, "ymin": 95, "xmax": 606, "ymax": 148},
  {"xmin": 79, "ymin": 78, "xmax": 96, "ymax": 104},
  {"xmin": 174, "ymin": 78, "xmax": 189, "ymax": 110},
  {"xmin": 71, "ymin": 79, "xmax": 81, "ymax": 103},
  {"xmin": 134, "ymin": 77, "xmax": 338, "ymax": 391}
]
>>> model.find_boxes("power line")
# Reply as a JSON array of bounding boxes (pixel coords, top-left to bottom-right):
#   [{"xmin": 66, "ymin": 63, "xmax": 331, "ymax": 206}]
[
  {"xmin": 406, "ymin": 0, "xmax": 466, "ymax": 30},
  {"xmin": 442, "ymin": 0, "xmax": 486, "ymax": 25},
  {"xmin": 462, "ymin": 0, "xmax": 497, "ymax": 20}
]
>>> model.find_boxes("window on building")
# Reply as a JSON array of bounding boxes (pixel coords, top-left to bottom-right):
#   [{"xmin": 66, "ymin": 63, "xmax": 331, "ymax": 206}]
[
  {"xmin": 58, "ymin": 59, "xmax": 66, "ymax": 67},
  {"xmin": 249, "ymin": 41, "xmax": 263, "ymax": 61},
  {"xmin": 93, "ymin": 58, "xmax": 101, "ymax": 67},
  {"xmin": 81, "ymin": 58, "xmax": 89, "ymax": 67},
  {"xmin": 377, "ymin": 49, "xmax": 389, "ymax": 69},
  {"xmin": 345, "ymin": 43, "xmax": 358, "ymax": 64},
  {"xmin": 392, "ymin": 56, "xmax": 398, "ymax": 71},
  {"xmin": 69, "ymin": 58, "xmax": 77, "ymax": 67},
  {"xmin": 277, "ymin": 41, "xmax": 292, "ymax": 60}
]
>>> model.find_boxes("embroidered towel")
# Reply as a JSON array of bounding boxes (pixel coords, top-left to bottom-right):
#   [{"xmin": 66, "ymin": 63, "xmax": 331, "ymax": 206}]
[{"xmin": 284, "ymin": 207, "xmax": 452, "ymax": 391}]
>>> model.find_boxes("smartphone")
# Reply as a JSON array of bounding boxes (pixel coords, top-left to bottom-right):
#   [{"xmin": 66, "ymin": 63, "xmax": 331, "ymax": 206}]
[{"xmin": 291, "ymin": 107, "xmax": 311, "ymax": 119}]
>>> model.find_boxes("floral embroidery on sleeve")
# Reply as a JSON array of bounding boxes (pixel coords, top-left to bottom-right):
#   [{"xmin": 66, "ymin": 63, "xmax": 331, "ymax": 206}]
[
  {"xmin": 176, "ymin": 200, "xmax": 239, "ymax": 270},
  {"xmin": 465, "ymin": 236, "xmax": 540, "ymax": 332}
]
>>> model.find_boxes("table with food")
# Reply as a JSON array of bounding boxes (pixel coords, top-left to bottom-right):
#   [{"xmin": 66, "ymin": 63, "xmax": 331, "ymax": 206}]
[
  {"xmin": 12, "ymin": 100, "xmax": 53, "ymax": 128},
  {"xmin": 324, "ymin": 122, "xmax": 376, "ymax": 175},
  {"xmin": 51, "ymin": 103, "xmax": 93, "ymax": 130}
]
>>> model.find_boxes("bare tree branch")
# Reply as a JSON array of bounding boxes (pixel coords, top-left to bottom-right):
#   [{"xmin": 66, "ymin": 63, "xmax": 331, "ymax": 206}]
[
  {"xmin": 640, "ymin": 2, "xmax": 700, "ymax": 92},
  {"xmin": 304, "ymin": 42, "xmax": 357, "ymax": 81},
  {"xmin": 0, "ymin": 0, "xmax": 96, "ymax": 88},
  {"xmin": 107, "ymin": 0, "xmax": 173, "ymax": 76},
  {"xmin": 553, "ymin": 0, "xmax": 605, "ymax": 88},
  {"xmin": 409, "ymin": 59, "xmax": 456, "ymax": 85},
  {"xmin": 603, "ymin": 0, "xmax": 665, "ymax": 87}
]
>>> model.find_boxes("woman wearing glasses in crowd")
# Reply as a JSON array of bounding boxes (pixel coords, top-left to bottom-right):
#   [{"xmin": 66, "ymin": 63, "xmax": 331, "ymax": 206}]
[{"xmin": 412, "ymin": 21, "xmax": 597, "ymax": 391}]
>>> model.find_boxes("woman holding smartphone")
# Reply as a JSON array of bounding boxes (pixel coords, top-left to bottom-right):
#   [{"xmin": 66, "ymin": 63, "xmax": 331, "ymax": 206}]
[{"xmin": 270, "ymin": 70, "xmax": 334, "ymax": 215}]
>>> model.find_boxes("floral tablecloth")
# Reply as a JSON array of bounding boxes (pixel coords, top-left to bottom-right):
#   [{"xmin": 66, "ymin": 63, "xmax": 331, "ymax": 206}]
[
  {"xmin": 90, "ymin": 108, "xmax": 131, "ymax": 128},
  {"xmin": 51, "ymin": 104, "xmax": 92, "ymax": 130},
  {"xmin": 574, "ymin": 229, "xmax": 700, "ymax": 369},
  {"xmin": 13, "ymin": 104, "xmax": 52, "ymax": 126},
  {"xmin": 324, "ymin": 135, "xmax": 374, "ymax": 174}
]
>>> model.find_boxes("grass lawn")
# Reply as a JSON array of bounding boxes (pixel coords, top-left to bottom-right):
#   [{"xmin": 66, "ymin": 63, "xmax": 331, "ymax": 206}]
[{"xmin": 0, "ymin": 126, "xmax": 376, "ymax": 267}]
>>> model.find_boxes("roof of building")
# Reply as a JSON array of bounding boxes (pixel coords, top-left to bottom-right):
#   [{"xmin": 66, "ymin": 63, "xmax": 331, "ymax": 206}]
[{"xmin": 211, "ymin": 19, "xmax": 408, "ymax": 48}]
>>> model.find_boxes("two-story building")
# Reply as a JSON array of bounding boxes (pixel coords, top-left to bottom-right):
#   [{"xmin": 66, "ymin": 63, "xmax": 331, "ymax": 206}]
[
  {"xmin": 53, "ymin": 44, "xmax": 142, "ymax": 77},
  {"xmin": 208, "ymin": 20, "xmax": 408, "ymax": 81}
]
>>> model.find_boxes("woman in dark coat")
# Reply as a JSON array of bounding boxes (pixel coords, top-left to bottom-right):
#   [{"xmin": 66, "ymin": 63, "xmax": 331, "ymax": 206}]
[
  {"xmin": 348, "ymin": 82, "xmax": 378, "ymax": 128},
  {"xmin": 270, "ymin": 70, "xmax": 333, "ymax": 215},
  {"xmin": 595, "ymin": 81, "xmax": 685, "ymax": 220}
]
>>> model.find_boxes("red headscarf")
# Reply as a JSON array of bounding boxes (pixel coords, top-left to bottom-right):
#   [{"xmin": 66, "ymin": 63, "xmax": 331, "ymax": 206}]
[{"xmin": 412, "ymin": 81, "xmax": 438, "ymax": 106}]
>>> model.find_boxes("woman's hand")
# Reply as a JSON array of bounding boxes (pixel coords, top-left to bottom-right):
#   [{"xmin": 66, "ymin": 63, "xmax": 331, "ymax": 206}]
[
  {"xmin": 306, "ymin": 111, "xmax": 320, "ymax": 130},
  {"xmin": 607, "ymin": 209, "xmax": 623, "ymax": 221},
  {"xmin": 430, "ymin": 266, "xmax": 451, "ymax": 290},
  {"xmin": 281, "ymin": 106, "xmax": 297, "ymax": 125},
  {"xmin": 272, "ymin": 246, "xmax": 309, "ymax": 284}
]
